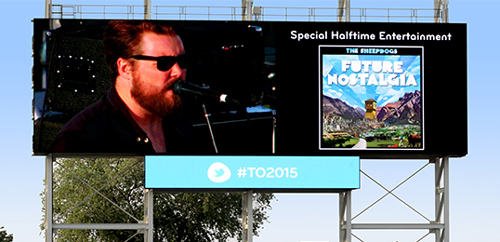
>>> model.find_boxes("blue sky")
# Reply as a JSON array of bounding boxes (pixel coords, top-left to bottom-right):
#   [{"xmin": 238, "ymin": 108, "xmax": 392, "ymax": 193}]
[{"xmin": 1, "ymin": 0, "xmax": 498, "ymax": 241}]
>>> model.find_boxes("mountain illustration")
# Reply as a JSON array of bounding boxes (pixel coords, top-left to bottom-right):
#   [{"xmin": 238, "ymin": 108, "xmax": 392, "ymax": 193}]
[
  {"xmin": 323, "ymin": 90, "xmax": 421, "ymax": 125},
  {"xmin": 322, "ymin": 96, "xmax": 364, "ymax": 120},
  {"xmin": 377, "ymin": 91, "xmax": 421, "ymax": 124}
]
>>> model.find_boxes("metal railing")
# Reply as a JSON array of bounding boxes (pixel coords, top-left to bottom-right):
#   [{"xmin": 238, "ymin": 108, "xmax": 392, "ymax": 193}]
[
  {"xmin": 50, "ymin": 4, "xmax": 441, "ymax": 22},
  {"xmin": 153, "ymin": 6, "xmax": 244, "ymax": 21},
  {"xmin": 51, "ymin": 5, "xmax": 146, "ymax": 19},
  {"xmin": 352, "ymin": 8, "xmax": 435, "ymax": 22}
]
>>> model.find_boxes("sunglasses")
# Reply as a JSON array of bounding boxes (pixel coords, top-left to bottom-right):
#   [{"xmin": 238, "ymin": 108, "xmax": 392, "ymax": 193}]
[{"xmin": 131, "ymin": 54, "xmax": 188, "ymax": 71}]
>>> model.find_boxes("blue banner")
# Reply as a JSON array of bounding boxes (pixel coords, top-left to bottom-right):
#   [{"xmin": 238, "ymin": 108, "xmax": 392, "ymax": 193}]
[{"xmin": 145, "ymin": 156, "xmax": 360, "ymax": 190}]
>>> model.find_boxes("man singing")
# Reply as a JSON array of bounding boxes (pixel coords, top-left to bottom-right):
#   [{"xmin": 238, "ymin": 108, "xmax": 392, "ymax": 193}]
[{"xmin": 51, "ymin": 20, "xmax": 194, "ymax": 154}]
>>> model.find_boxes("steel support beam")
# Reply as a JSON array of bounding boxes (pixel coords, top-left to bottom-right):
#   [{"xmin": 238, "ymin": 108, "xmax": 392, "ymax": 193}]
[
  {"xmin": 350, "ymin": 223, "xmax": 445, "ymax": 230},
  {"xmin": 53, "ymin": 223, "xmax": 149, "ymax": 230},
  {"xmin": 144, "ymin": 0, "xmax": 151, "ymax": 19},
  {"xmin": 241, "ymin": 0, "xmax": 254, "ymax": 21},
  {"xmin": 45, "ymin": 155, "xmax": 54, "ymax": 242},
  {"xmin": 144, "ymin": 189, "xmax": 154, "ymax": 242},
  {"xmin": 242, "ymin": 190, "xmax": 254, "ymax": 242},
  {"xmin": 45, "ymin": 0, "xmax": 51, "ymax": 18},
  {"xmin": 339, "ymin": 191, "xmax": 352, "ymax": 242},
  {"xmin": 434, "ymin": 0, "xmax": 449, "ymax": 23},
  {"xmin": 338, "ymin": 0, "xmax": 350, "ymax": 22},
  {"xmin": 434, "ymin": 157, "xmax": 450, "ymax": 242}
]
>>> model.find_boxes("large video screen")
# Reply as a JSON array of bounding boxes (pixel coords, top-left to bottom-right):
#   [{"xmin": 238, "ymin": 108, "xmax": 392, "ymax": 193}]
[{"xmin": 33, "ymin": 19, "xmax": 467, "ymax": 158}]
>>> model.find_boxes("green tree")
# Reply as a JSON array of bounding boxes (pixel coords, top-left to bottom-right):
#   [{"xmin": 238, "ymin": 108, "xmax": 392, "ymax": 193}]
[
  {"xmin": 41, "ymin": 158, "xmax": 274, "ymax": 241},
  {"xmin": 0, "ymin": 226, "xmax": 13, "ymax": 242}
]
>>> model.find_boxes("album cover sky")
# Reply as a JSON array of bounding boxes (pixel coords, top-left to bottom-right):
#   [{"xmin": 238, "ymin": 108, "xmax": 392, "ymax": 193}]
[{"xmin": 320, "ymin": 46, "xmax": 423, "ymax": 150}]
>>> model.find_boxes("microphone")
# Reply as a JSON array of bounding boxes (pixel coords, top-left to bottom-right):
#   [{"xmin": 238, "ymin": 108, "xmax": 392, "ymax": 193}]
[{"xmin": 172, "ymin": 80, "xmax": 241, "ymax": 105}]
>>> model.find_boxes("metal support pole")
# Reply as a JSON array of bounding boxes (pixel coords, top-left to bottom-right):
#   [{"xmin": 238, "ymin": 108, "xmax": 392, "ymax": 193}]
[
  {"xmin": 338, "ymin": 0, "xmax": 344, "ymax": 22},
  {"xmin": 434, "ymin": 0, "xmax": 449, "ymax": 23},
  {"xmin": 247, "ymin": 191, "xmax": 253, "ymax": 242},
  {"xmin": 45, "ymin": 155, "xmax": 54, "ymax": 242},
  {"xmin": 143, "ymin": 189, "xmax": 154, "ymax": 242},
  {"xmin": 434, "ymin": 157, "xmax": 450, "ymax": 242},
  {"xmin": 435, "ymin": 160, "xmax": 441, "ymax": 242},
  {"xmin": 339, "ymin": 190, "xmax": 352, "ymax": 242},
  {"xmin": 144, "ymin": 0, "xmax": 151, "ymax": 19},
  {"xmin": 248, "ymin": 0, "xmax": 254, "ymax": 21},
  {"xmin": 444, "ymin": 157, "xmax": 450, "ymax": 242},
  {"xmin": 434, "ymin": 0, "xmax": 440, "ymax": 22},
  {"xmin": 241, "ymin": 0, "xmax": 246, "ymax": 20},
  {"xmin": 242, "ymin": 190, "xmax": 253, "ymax": 242},
  {"xmin": 442, "ymin": 0, "xmax": 449, "ymax": 23},
  {"xmin": 337, "ymin": 0, "xmax": 350, "ymax": 22},
  {"xmin": 345, "ymin": 0, "xmax": 350, "ymax": 22},
  {"xmin": 45, "ymin": 0, "xmax": 52, "ymax": 18},
  {"xmin": 241, "ymin": 0, "xmax": 253, "ymax": 21}
]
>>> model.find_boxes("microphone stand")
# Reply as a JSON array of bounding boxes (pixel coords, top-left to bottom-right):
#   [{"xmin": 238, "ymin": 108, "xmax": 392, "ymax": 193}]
[
  {"xmin": 201, "ymin": 102, "xmax": 219, "ymax": 154},
  {"xmin": 272, "ymin": 110, "xmax": 276, "ymax": 154}
]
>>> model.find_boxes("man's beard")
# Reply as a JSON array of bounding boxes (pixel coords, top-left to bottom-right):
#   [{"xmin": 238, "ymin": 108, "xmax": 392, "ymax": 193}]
[{"xmin": 131, "ymin": 75, "xmax": 182, "ymax": 117}]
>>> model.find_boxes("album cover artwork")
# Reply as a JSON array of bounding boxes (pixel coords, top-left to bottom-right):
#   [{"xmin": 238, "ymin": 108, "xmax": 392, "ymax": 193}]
[{"xmin": 320, "ymin": 46, "xmax": 423, "ymax": 150}]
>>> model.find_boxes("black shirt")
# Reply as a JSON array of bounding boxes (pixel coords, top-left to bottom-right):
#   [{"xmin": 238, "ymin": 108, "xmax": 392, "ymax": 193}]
[{"xmin": 50, "ymin": 87, "xmax": 195, "ymax": 155}]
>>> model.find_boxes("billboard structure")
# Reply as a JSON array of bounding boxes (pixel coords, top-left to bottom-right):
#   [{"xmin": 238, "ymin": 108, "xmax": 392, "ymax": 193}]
[
  {"xmin": 35, "ymin": 14, "xmax": 460, "ymax": 242},
  {"xmin": 33, "ymin": 19, "xmax": 467, "ymax": 160}
]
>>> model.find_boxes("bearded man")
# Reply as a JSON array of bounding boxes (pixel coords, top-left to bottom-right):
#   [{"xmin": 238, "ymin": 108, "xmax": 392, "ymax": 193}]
[{"xmin": 51, "ymin": 20, "xmax": 194, "ymax": 154}]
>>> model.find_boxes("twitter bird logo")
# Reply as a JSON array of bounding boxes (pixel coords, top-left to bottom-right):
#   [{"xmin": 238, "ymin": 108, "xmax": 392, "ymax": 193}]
[
  {"xmin": 214, "ymin": 169, "xmax": 225, "ymax": 177},
  {"xmin": 207, "ymin": 162, "xmax": 231, "ymax": 183}
]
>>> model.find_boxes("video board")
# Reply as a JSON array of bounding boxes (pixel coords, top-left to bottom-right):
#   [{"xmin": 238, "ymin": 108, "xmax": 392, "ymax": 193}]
[{"xmin": 32, "ymin": 19, "xmax": 467, "ymax": 159}]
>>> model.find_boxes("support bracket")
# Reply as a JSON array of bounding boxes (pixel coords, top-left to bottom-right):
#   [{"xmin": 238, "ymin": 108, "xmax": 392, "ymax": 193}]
[
  {"xmin": 340, "ymin": 157, "xmax": 450, "ymax": 242},
  {"xmin": 44, "ymin": 157, "xmax": 154, "ymax": 242}
]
